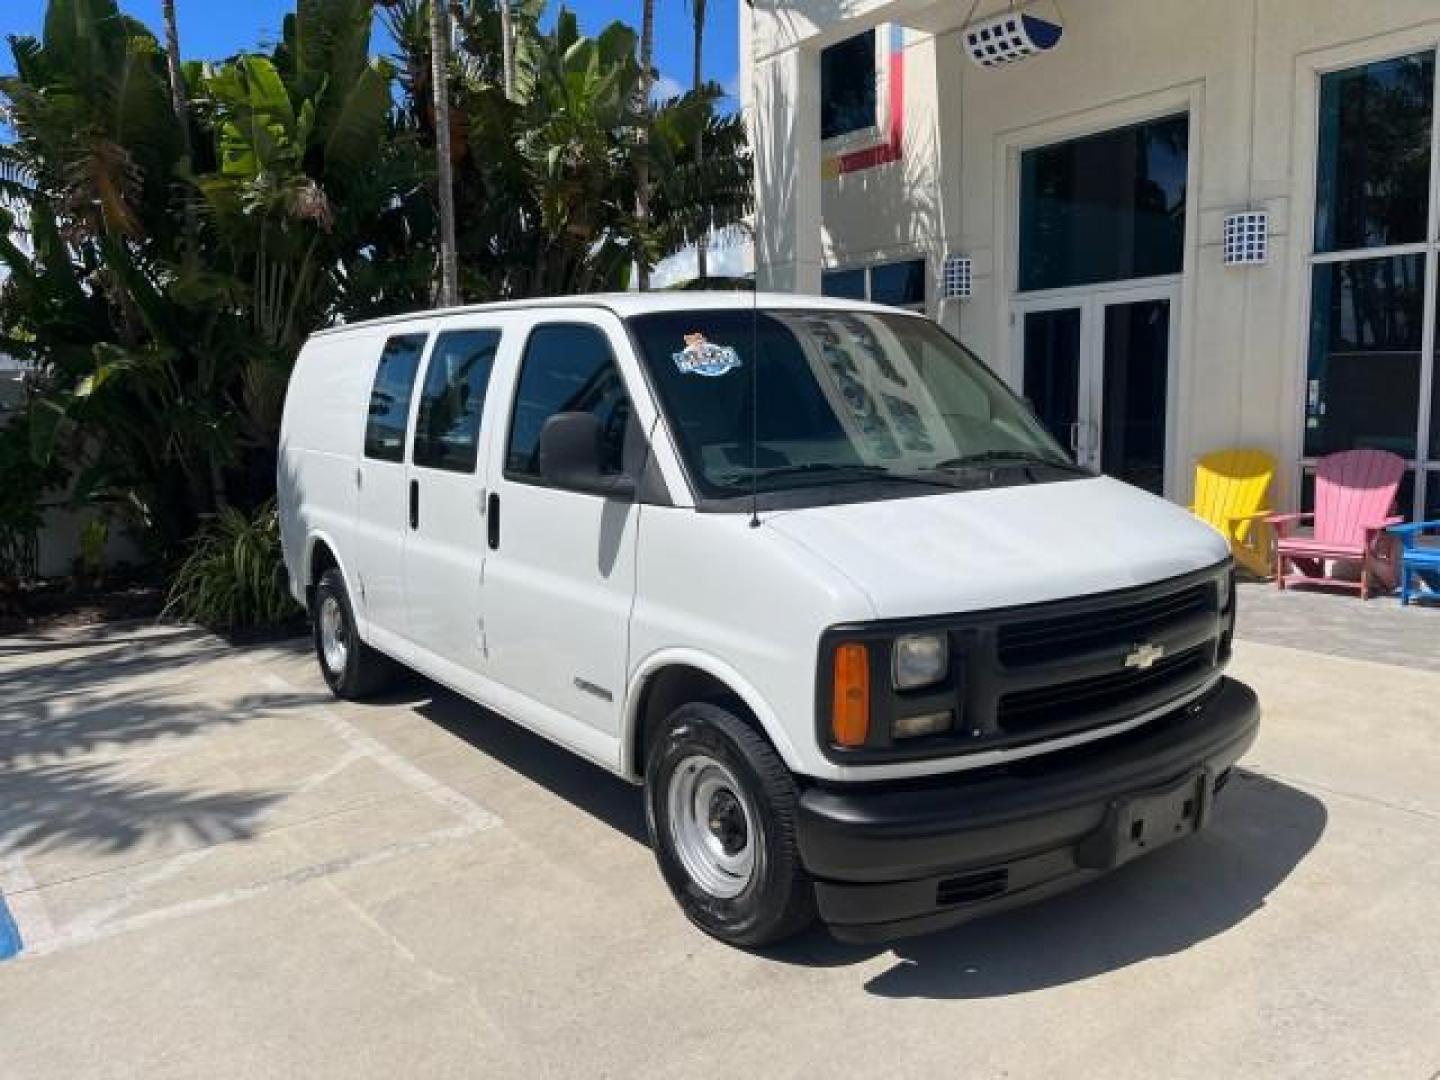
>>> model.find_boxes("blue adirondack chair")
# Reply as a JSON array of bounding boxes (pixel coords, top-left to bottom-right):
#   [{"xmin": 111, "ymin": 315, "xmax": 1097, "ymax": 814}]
[{"xmin": 1389, "ymin": 521, "xmax": 1440, "ymax": 605}]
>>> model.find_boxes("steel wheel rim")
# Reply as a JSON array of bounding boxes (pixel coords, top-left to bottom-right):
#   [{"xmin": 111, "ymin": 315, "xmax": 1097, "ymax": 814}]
[
  {"xmin": 666, "ymin": 754, "xmax": 756, "ymax": 899},
  {"xmin": 319, "ymin": 595, "xmax": 349, "ymax": 675}
]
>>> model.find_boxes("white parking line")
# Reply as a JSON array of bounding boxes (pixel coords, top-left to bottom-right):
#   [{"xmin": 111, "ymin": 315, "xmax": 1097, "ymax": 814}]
[
  {"xmin": 0, "ymin": 852, "xmax": 56, "ymax": 955},
  {"xmin": 19, "ymin": 825, "xmax": 482, "ymax": 958},
  {"xmin": 3, "ymin": 649, "xmax": 501, "ymax": 960},
  {"xmin": 248, "ymin": 665, "xmax": 498, "ymax": 832}
]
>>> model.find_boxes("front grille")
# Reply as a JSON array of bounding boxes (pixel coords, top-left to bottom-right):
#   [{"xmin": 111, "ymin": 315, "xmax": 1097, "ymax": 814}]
[
  {"xmin": 997, "ymin": 645, "xmax": 1211, "ymax": 736},
  {"xmin": 816, "ymin": 564, "xmax": 1230, "ymax": 765},
  {"xmin": 998, "ymin": 581, "xmax": 1214, "ymax": 668}
]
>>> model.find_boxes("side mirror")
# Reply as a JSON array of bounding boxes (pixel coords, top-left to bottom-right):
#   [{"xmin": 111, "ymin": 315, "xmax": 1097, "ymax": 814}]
[{"xmin": 538, "ymin": 412, "xmax": 637, "ymax": 500}]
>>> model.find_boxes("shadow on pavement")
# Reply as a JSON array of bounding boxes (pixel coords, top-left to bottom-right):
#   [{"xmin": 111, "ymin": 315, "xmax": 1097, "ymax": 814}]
[
  {"xmin": 415, "ymin": 684, "xmax": 649, "ymax": 845},
  {"xmin": 1, "ymin": 634, "xmax": 319, "ymax": 859},
  {"xmin": 395, "ymin": 677, "xmax": 1325, "ymax": 999},
  {"xmin": 1, "ymin": 759, "xmax": 284, "ymax": 856},
  {"xmin": 769, "ymin": 770, "xmax": 1326, "ymax": 998}
]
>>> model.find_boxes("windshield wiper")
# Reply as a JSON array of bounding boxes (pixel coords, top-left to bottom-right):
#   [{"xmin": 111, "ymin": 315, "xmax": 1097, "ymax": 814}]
[
  {"xmin": 932, "ymin": 450, "xmax": 1089, "ymax": 474},
  {"xmin": 721, "ymin": 463, "xmax": 965, "ymax": 489}
]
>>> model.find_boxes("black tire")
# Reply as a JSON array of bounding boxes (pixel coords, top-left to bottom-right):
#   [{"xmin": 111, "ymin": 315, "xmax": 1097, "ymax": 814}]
[
  {"xmin": 645, "ymin": 702, "xmax": 816, "ymax": 947},
  {"xmin": 313, "ymin": 568, "xmax": 398, "ymax": 700}
]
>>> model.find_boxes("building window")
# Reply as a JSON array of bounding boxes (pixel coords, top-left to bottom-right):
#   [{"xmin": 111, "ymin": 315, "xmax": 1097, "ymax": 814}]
[
  {"xmin": 820, "ymin": 267, "xmax": 867, "ymax": 300},
  {"xmin": 820, "ymin": 30, "xmax": 877, "ymax": 141},
  {"xmin": 1315, "ymin": 53, "xmax": 1433, "ymax": 253},
  {"xmin": 1305, "ymin": 255, "xmax": 1424, "ymax": 460},
  {"xmin": 1307, "ymin": 50, "xmax": 1440, "ymax": 519},
  {"xmin": 1018, "ymin": 114, "xmax": 1189, "ymax": 292},
  {"xmin": 822, "ymin": 259, "xmax": 925, "ymax": 310}
]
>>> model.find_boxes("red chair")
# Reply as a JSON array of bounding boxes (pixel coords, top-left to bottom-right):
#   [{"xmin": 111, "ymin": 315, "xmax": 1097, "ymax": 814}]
[{"xmin": 1268, "ymin": 448, "xmax": 1406, "ymax": 600}]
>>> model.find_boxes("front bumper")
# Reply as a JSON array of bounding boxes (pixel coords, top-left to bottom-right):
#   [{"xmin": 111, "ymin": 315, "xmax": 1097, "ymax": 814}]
[{"xmin": 796, "ymin": 677, "xmax": 1260, "ymax": 942}]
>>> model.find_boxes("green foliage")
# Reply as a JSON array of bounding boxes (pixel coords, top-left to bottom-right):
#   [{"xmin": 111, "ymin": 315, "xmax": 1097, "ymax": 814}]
[
  {"xmin": 78, "ymin": 515, "xmax": 108, "ymax": 582},
  {"xmin": 383, "ymin": 0, "xmax": 753, "ymax": 297},
  {"xmin": 0, "ymin": 411, "xmax": 68, "ymax": 581},
  {"xmin": 164, "ymin": 500, "xmax": 300, "ymax": 631},
  {"xmin": 0, "ymin": 0, "xmax": 752, "ymax": 576}
]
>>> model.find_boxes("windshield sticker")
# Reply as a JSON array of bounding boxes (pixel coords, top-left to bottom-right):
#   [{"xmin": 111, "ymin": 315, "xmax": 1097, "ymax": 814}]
[{"xmin": 674, "ymin": 334, "xmax": 743, "ymax": 377}]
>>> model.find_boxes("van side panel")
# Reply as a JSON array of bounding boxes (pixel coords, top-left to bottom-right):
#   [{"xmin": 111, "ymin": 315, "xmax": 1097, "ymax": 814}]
[{"xmin": 278, "ymin": 332, "xmax": 378, "ymax": 608}]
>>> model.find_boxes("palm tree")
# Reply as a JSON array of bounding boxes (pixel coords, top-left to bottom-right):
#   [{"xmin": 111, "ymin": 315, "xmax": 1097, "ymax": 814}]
[
  {"xmin": 498, "ymin": 0, "xmax": 515, "ymax": 98},
  {"xmin": 689, "ymin": 0, "xmax": 707, "ymax": 281},
  {"xmin": 634, "ymin": 0, "xmax": 656, "ymax": 290},
  {"xmin": 160, "ymin": 0, "xmax": 197, "ymax": 238},
  {"xmin": 430, "ymin": 0, "xmax": 459, "ymax": 305}
]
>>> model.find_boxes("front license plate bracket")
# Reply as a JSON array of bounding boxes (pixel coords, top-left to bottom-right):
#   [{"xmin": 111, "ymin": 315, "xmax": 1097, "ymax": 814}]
[{"xmin": 1075, "ymin": 768, "xmax": 1214, "ymax": 870}]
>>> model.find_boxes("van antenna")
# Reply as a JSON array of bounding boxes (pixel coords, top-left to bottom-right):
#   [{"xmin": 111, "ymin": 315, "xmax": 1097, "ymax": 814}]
[{"xmin": 747, "ymin": 0, "xmax": 763, "ymax": 529}]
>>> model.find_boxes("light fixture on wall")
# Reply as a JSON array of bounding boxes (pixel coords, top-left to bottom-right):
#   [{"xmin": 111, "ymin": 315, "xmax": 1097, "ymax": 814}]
[
  {"xmin": 941, "ymin": 254, "xmax": 974, "ymax": 299},
  {"xmin": 1223, "ymin": 210, "xmax": 1269, "ymax": 266},
  {"xmin": 962, "ymin": 4, "xmax": 1064, "ymax": 69}
]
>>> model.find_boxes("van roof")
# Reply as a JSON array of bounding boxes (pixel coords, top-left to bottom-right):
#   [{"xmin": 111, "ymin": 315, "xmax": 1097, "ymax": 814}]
[{"xmin": 308, "ymin": 291, "xmax": 919, "ymax": 338}]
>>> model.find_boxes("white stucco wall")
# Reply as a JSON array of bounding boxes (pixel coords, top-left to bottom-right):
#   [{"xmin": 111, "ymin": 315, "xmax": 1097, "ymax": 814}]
[{"xmin": 745, "ymin": 0, "xmax": 1440, "ymax": 509}]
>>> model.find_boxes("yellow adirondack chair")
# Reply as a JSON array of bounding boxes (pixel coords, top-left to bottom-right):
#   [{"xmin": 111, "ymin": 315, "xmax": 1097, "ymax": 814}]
[{"xmin": 1190, "ymin": 448, "xmax": 1277, "ymax": 577}]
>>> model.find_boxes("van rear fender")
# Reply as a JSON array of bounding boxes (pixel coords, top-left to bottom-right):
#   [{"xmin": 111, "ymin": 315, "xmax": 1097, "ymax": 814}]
[{"xmin": 303, "ymin": 531, "xmax": 368, "ymax": 636}]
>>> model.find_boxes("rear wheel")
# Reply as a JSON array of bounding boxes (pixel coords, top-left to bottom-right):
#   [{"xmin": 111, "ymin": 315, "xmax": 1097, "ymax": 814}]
[
  {"xmin": 313, "ymin": 568, "xmax": 397, "ymax": 700},
  {"xmin": 645, "ymin": 702, "xmax": 816, "ymax": 947}
]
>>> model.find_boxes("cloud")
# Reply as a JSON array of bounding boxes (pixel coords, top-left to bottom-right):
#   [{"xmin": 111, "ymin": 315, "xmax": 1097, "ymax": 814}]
[
  {"xmin": 651, "ymin": 230, "xmax": 753, "ymax": 288},
  {"xmin": 650, "ymin": 73, "xmax": 685, "ymax": 103}
]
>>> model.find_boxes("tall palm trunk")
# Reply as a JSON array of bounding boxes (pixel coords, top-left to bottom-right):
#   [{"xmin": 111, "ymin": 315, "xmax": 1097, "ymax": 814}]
[
  {"xmin": 634, "ymin": 0, "xmax": 656, "ymax": 291},
  {"xmin": 160, "ymin": 0, "xmax": 197, "ymax": 243},
  {"xmin": 430, "ymin": 0, "xmax": 459, "ymax": 305},
  {"xmin": 499, "ymin": 0, "xmax": 515, "ymax": 99},
  {"xmin": 691, "ymin": 0, "xmax": 707, "ymax": 282},
  {"xmin": 162, "ymin": 0, "xmax": 227, "ymax": 510}
]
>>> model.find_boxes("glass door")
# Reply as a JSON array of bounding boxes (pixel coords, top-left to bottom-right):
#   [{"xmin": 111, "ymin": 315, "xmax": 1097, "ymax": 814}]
[
  {"xmin": 1014, "ymin": 284, "xmax": 1178, "ymax": 495},
  {"xmin": 1096, "ymin": 294, "xmax": 1173, "ymax": 496},
  {"xmin": 1021, "ymin": 304, "xmax": 1085, "ymax": 460}
]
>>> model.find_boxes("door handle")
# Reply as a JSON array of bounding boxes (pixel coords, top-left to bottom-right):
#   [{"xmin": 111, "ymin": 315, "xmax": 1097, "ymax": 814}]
[
  {"xmin": 1068, "ymin": 421, "xmax": 1082, "ymax": 453},
  {"xmin": 409, "ymin": 479, "xmax": 419, "ymax": 530},
  {"xmin": 487, "ymin": 493, "xmax": 500, "ymax": 550}
]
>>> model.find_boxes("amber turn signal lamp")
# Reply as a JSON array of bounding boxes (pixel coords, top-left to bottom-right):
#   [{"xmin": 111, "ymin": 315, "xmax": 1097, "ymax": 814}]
[{"xmin": 831, "ymin": 642, "xmax": 871, "ymax": 747}]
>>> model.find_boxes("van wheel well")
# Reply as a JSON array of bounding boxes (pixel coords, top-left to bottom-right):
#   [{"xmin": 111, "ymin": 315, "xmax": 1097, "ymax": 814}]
[
  {"xmin": 632, "ymin": 665, "xmax": 761, "ymax": 779},
  {"xmin": 307, "ymin": 539, "xmax": 339, "ymax": 612}
]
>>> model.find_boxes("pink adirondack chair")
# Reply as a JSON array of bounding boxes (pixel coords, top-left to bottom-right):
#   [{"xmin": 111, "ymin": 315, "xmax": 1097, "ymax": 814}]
[{"xmin": 1267, "ymin": 448, "xmax": 1406, "ymax": 599}]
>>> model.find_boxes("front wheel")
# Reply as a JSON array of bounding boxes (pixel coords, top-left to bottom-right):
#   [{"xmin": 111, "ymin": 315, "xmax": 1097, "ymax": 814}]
[{"xmin": 645, "ymin": 702, "xmax": 816, "ymax": 947}]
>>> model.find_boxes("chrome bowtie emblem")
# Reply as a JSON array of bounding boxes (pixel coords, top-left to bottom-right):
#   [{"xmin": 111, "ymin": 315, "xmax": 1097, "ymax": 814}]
[{"xmin": 1124, "ymin": 642, "xmax": 1166, "ymax": 671}]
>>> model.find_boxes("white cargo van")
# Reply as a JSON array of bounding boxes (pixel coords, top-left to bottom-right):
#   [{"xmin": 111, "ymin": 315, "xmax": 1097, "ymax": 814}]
[{"xmin": 278, "ymin": 293, "xmax": 1257, "ymax": 946}]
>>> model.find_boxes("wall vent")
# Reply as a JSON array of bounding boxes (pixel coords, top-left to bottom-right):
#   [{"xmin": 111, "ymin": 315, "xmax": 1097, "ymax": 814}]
[
  {"xmin": 942, "ymin": 255, "xmax": 974, "ymax": 299},
  {"xmin": 1223, "ymin": 211, "xmax": 1269, "ymax": 266}
]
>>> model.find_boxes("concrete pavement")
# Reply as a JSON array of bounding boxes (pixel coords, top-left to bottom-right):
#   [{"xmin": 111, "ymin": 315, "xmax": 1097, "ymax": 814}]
[{"xmin": 0, "ymin": 608, "xmax": 1437, "ymax": 1079}]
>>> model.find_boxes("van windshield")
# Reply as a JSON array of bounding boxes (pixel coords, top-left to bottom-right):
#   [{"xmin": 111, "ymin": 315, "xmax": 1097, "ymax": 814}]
[{"xmin": 627, "ymin": 309, "xmax": 1081, "ymax": 504}]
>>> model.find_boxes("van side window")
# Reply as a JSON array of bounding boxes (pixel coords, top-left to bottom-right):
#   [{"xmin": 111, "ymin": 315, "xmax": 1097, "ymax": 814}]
[
  {"xmin": 413, "ymin": 329, "xmax": 501, "ymax": 473},
  {"xmin": 505, "ymin": 324, "xmax": 631, "ymax": 483},
  {"xmin": 364, "ymin": 333, "xmax": 428, "ymax": 462}
]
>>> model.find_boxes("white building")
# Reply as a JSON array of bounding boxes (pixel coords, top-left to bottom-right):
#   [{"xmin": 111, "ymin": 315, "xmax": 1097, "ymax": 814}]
[{"xmin": 743, "ymin": 0, "xmax": 1440, "ymax": 518}]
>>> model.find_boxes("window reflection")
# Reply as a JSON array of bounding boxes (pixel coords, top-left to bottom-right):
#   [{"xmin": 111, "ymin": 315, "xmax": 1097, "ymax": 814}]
[
  {"xmin": 1305, "ymin": 255, "xmax": 1424, "ymax": 459},
  {"xmin": 1019, "ymin": 114, "xmax": 1189, "ymax": 292},
  {"xmin": 820, "ymin": 31, "xmax": 877, "ymax": 141},
  {"xmin": 1315, "ymin": 52, "xmax": 1434, "ymax": 253}
]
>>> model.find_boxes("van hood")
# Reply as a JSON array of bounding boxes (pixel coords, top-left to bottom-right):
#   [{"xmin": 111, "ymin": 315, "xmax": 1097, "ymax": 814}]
[{"xmin": 763, "ymin": 476, "xmax": 1229, "ymax": 619}]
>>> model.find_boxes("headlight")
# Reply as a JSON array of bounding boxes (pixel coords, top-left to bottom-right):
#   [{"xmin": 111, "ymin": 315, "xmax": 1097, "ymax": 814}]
[{"xmin": 893, "ymin": 632, "xmax": 948, "ymax": 690}]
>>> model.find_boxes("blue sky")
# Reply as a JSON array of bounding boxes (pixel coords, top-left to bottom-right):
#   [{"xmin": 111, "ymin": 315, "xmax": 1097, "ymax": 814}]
[{"xmin": 0, "ymin": 0, "xmax": 741, "ymax": 101}]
